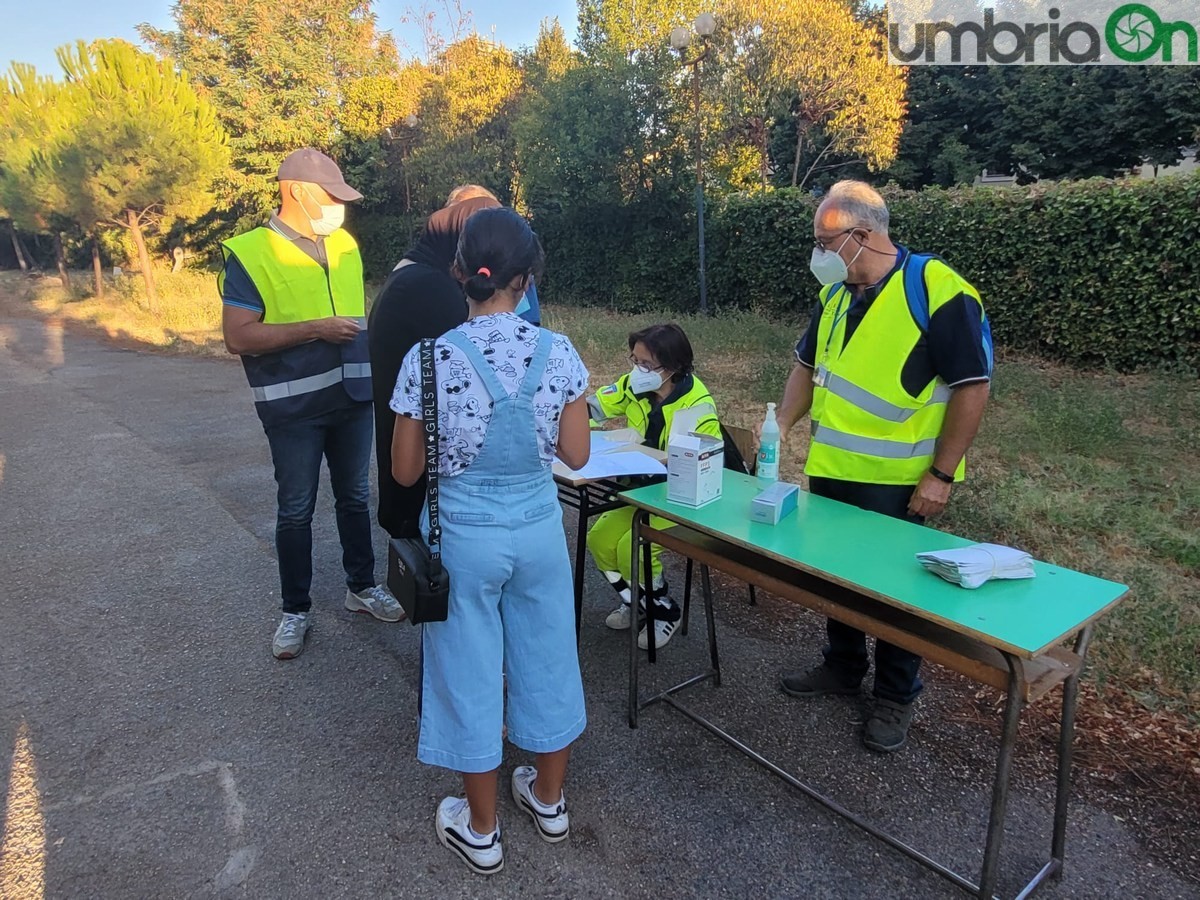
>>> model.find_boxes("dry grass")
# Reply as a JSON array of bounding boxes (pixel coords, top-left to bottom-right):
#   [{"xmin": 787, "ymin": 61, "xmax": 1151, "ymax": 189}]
[{"xmin": 0, "ymin": 269, "xmax": 226, "ymax": 356}]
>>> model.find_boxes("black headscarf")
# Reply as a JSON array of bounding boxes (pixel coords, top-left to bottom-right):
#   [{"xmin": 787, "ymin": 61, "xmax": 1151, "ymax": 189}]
[{"xmin": 402, "ymin": 196, "xmax": 500, "ymax": 272}]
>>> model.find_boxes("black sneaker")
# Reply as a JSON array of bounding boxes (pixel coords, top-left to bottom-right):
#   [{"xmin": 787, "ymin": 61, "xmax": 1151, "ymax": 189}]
[
  {"xmin": 863, "ymin": 698, "xmax": 916, "ymax": 753},
  {"xmin": 779, "ymin": 664, "xmax": 861, "ymax": 698}
]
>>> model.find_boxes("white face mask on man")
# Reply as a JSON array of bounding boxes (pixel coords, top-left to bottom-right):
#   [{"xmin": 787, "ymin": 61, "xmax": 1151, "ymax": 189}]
[
  {"xmin": 809, "ymin": 232, "xmax": 865, "ymax": 285},
  {"xmin": 628, "ymin": 366, "xmax": 666, "ymax": 394},
  {"xmin": 297, "ymin": 187, "xmax": 345, "ymax": 236}
]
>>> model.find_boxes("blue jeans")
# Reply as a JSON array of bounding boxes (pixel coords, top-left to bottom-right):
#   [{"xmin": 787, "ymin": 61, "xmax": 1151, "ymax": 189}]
[
  {"xmin": 264, "ymin": 403, "xmax": 376, "ymax": 614},
  {"xmin": 808, "ymin": 476, "xmax": 926, "ymax": 705}
]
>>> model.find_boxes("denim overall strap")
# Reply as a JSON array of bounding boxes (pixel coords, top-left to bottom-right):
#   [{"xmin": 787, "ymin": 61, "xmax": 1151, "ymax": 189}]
[
  {"xmin": 441, "ymin": 327, "xmax": 553, "ymax": 479},
  {"xmin": 442, "ymin": 329, "xmax": 509, "ymax": 404},
  {"xmin": 518, "ymin": 328, "xmax": 553, "ymax": 402}
]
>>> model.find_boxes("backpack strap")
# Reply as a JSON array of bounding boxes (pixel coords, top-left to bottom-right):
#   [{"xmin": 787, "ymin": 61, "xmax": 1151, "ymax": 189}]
[{"xmin": 902, "ymin": 251, "xmax": 934, "ymax": 334}]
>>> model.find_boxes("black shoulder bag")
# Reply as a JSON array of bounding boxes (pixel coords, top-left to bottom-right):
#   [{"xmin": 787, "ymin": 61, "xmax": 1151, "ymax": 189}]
[{"xmin": 387, "ymin": 338, "xmax": 450, "ymax": 624}]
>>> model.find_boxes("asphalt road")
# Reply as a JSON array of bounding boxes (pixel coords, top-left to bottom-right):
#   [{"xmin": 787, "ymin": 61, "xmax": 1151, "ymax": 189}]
[{"xmin": 0, "ymin": 315, "xmax": 1193, "ymax": 899}]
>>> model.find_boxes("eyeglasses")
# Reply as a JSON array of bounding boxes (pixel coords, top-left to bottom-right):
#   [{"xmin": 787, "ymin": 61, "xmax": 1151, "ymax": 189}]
[
  {"xmin": 628, "ymin": 354, "xmax": 663, "ymax": 374},
  {"xmin": 813, "ymin": 228, "xmax": 869, "ymax": 252}
]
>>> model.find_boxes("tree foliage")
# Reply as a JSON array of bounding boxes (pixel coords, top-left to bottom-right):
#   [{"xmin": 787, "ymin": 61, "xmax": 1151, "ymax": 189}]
[
  {"xmin": 4, "ymin": 0, "xmax": 1199, "ymax": 333},
  {"xmin": 720, "ymin": 0, "xmax": 905, "ymax": 187},
  {"xmin": 52, "ymin": 40, "xmax": 228, "ymax": 304},
  {"xmin": 140, "ymin": 0, "xmax": 399, "ymax": 222},
  {"xmin": 577, "ymin": 0, "xmax": 705, "ymax": 55},
  {"xmin": 0, "ymin": 65, "xmax": 71, "ymax": 231},
  {"xmin": 402, "ymin": 35, "xmax": 525, "ymax": 209},
  {"xmin": 888, "ymin": 66, "xmax": 1200, "ymax": 187}
]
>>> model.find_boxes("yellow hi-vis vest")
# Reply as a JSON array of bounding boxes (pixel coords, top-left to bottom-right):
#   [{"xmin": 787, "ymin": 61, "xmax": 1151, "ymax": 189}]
[
  {"xmin": 220, "ymin": 226, "xmax": 371, "ymax": 426},
  {"xmin": 806, "ymin": 253, "xmax": 983, "ymax": 485},
  {"xmin": 588, "ymin": 373, "xmax": 720, "ymax": 450}
]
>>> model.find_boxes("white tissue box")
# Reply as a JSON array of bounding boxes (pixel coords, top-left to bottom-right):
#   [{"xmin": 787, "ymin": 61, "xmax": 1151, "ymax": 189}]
[
  {"xmin": 750, "ymin": 481, "xmax": 799, "ymax": 525},
  {"xmin": 667, "ymin": 433, "xmax": 724, "ymax": 507}
]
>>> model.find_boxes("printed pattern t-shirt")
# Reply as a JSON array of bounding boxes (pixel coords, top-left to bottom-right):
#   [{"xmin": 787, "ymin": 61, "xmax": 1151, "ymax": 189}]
[{"xmin": 390, "ymin": 313, "xmax": 589, "ymax": 476}]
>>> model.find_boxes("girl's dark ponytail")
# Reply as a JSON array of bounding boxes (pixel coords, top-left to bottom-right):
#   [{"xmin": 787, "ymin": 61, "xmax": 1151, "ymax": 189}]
[{"xmin": 463, "ymin": 270, "xmax": 496, "ymax": 302}]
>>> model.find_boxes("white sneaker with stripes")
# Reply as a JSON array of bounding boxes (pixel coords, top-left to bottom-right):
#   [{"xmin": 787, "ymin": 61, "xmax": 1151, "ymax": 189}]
[
  {"xmin": 638, "ymin": 617, "xmax": 680, "ymax": 650},
  {"xmin": 511, "ymin": 766, "xmax": 569, "ymax": 843},
  {"xmin": 435, "ymin": 797, "xmax": 503, "ymax": 875}
]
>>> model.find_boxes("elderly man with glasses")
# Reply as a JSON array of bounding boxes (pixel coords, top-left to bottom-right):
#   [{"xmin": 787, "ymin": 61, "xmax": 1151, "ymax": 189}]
[{"xmin": 768, "ymin": 180, "xmax": 993, "ymax": 753}]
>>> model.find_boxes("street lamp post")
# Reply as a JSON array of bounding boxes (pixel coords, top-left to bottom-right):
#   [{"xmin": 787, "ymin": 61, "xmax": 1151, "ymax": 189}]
[
  {"xmin": 387, "ymin": 114, "xmax": 421, "ymax": 211},
  {"xmin": 671, "ymin": 12, "xmax": 717, "ymax": 315},
  {"xmin": 402, "ymin": 113, "xmax": 419, "ymax": 212}
]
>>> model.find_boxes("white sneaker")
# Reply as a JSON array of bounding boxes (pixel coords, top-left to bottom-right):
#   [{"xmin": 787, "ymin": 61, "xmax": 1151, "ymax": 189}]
[
  {"xmin": 605, "ymin": 604, "xmax": 633, "ymax": 630},
  {"xmin": 511, "ymin": 766, "xmax": 569, "ymax": 843},
  {"xmin": 435, "ymin": 797, "xmax": 503, "ymax": 875},
  {"xmin": 272, "ymin": 613, "xmax": 312, "ymax": 660},
  {"xmin": 638, "ymin": 617, "xmax": 680, "ymax": 650},
  {"xmin": 345, "ymin": 585, "xmax": 405, "ymax": 622}
]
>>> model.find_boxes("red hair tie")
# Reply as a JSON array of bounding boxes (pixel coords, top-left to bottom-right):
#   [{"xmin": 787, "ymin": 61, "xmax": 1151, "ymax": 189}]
[{"xmin": 477, "ymin": 267, "xmax": 491, "ymax": 278}]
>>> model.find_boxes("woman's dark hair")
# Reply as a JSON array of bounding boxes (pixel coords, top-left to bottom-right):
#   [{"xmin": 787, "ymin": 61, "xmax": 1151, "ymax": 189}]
[
  {"xmin": 455, "ymin": 207, "xmax": 545, "ymax": 303},
  {"xmin": 628, "ymin": 323, "xmax": 695, "ymax": 381}
]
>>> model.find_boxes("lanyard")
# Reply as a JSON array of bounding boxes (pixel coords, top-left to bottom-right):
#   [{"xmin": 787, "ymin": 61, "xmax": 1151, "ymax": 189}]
[
  {"xmin": 820, "ymin": 248, "xmax": 909, "ymax": 361},
  {"xmin": 822, "ymin": 285, "xmax": 852, "ymax": 360}
]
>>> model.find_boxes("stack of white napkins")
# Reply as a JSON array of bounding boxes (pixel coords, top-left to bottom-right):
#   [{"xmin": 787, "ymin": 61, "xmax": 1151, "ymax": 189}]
[{"xmin": 915, "ymin": 543, "xmax": 1036, "ymax": 589}]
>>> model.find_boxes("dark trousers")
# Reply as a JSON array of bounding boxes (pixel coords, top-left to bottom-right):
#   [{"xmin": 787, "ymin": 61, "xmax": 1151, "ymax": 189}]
[
  {"xmin": 264, "ymin": 403, "xmax": 376, "ymax": 614},
  {"xmin": 809, "ymin": 476, "xmax": 926, "ymax": 705}
]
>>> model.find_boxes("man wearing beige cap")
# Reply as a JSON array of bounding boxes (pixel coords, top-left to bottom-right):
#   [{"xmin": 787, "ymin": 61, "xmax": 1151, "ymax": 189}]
[{"xmin": 220, "ymin": 148, "xmax": 403, "ymax": 660}]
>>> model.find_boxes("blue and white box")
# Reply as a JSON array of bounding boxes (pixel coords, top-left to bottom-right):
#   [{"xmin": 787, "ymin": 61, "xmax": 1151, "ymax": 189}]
[{"xmin": 750, "ymin": 481, "xmax": 799, "ymax": 525}]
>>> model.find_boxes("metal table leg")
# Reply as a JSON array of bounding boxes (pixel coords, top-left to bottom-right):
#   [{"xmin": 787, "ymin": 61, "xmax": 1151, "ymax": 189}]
[
  {"xmin": 700, "ymin": 563, "xmax": 721, "ymax": 687},
  {"xmin": 979, "ymin": 653, "xmax": 1027, "ymax": 898},
  {"xmin": 1052, "ymin": 625, "xmax": 1093, "ymax": 871},
  {"xmin": 628, "ymin": 509, "xmax": 644, "ymax": 728},
  {"xmin": 643, "ymin": 523, "xmax": 657, "ymax": 666},
  {"xmin": 1013, "ymin": 628, "xmax": 1094, "ymax": 900},
  {"xmin": 573, "ymin": 485, "xmax": 589, "ymax": 640}
]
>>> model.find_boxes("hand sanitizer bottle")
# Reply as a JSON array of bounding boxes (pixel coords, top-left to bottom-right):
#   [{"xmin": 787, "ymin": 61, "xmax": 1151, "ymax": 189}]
[{"xmin": 758, "ymin": 402, "xmax": 780, "ymax": 482}]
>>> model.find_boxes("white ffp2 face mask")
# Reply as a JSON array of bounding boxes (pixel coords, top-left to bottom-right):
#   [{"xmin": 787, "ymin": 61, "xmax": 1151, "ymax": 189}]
[
  {"xmin": 809, "ymin": 233, "xmax": 864, "ymax": 285},
  {"xmin": 298, "ymin": 188, "xmax": 345, "ymax": 236},
  {"xmin": 809, "ymin": 246, "xmax": 848, "ymax": 285},
  {"xmin": 629, "ymin": 367, "xmax": 665, "ymax": 394}
]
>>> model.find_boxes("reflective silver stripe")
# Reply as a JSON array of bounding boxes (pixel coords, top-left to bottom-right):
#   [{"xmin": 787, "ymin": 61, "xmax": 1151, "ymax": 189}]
[
  {"xmin": 343, "ymin": 362, "xmax": 371, "ymax": 378},
  {"xmin": 816, "ymin": 366, "xmax": 950, "ymax": 423},
  {"xmin": 812, "ymin": 424, "xmax": 938, "ymax": 460},
  {"xmin": 587, "ymin": 395, "xmax": 608, "ymax": 422},
  {"xmin": 250, "ymin": 367, "xmax": 343, "ymax": 403}
]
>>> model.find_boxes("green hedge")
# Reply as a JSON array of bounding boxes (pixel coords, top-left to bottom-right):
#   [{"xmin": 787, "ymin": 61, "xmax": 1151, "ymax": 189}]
[
  {"xmin": 531, "ymin": 196, "xmax": 700, "ymax": 312},
  {"xmin": 882, "ymin": 178, "xmax": 1200, "ymax": 373},
  {"xmin": 524, "ymin": 176, "xmax": 1200, "ymax": 373},
  {"xmin": 353, "ymin": 210, "xmax": 424, "ymax": 284}
]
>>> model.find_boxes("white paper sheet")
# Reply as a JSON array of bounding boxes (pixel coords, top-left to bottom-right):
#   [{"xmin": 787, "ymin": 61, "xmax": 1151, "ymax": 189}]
[
  {"xmin": 590, "ymin": 432, "xmax": 636, "ymax": 456},
  {"xmin": 562, "ymin": 452, "xmax": 667, "ymax": 480}
]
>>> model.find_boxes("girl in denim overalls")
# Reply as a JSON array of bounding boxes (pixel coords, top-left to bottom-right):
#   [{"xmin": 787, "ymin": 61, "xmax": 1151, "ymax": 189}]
[{"xmin": 390, "ymin": 208, "xmax": 591, "ymax": 875}]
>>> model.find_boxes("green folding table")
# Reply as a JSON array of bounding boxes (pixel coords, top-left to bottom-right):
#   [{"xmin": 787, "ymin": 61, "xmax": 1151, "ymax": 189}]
[{"xmin": 621, "ymin": 472, "xmax": 1128, "ymax": 900}]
